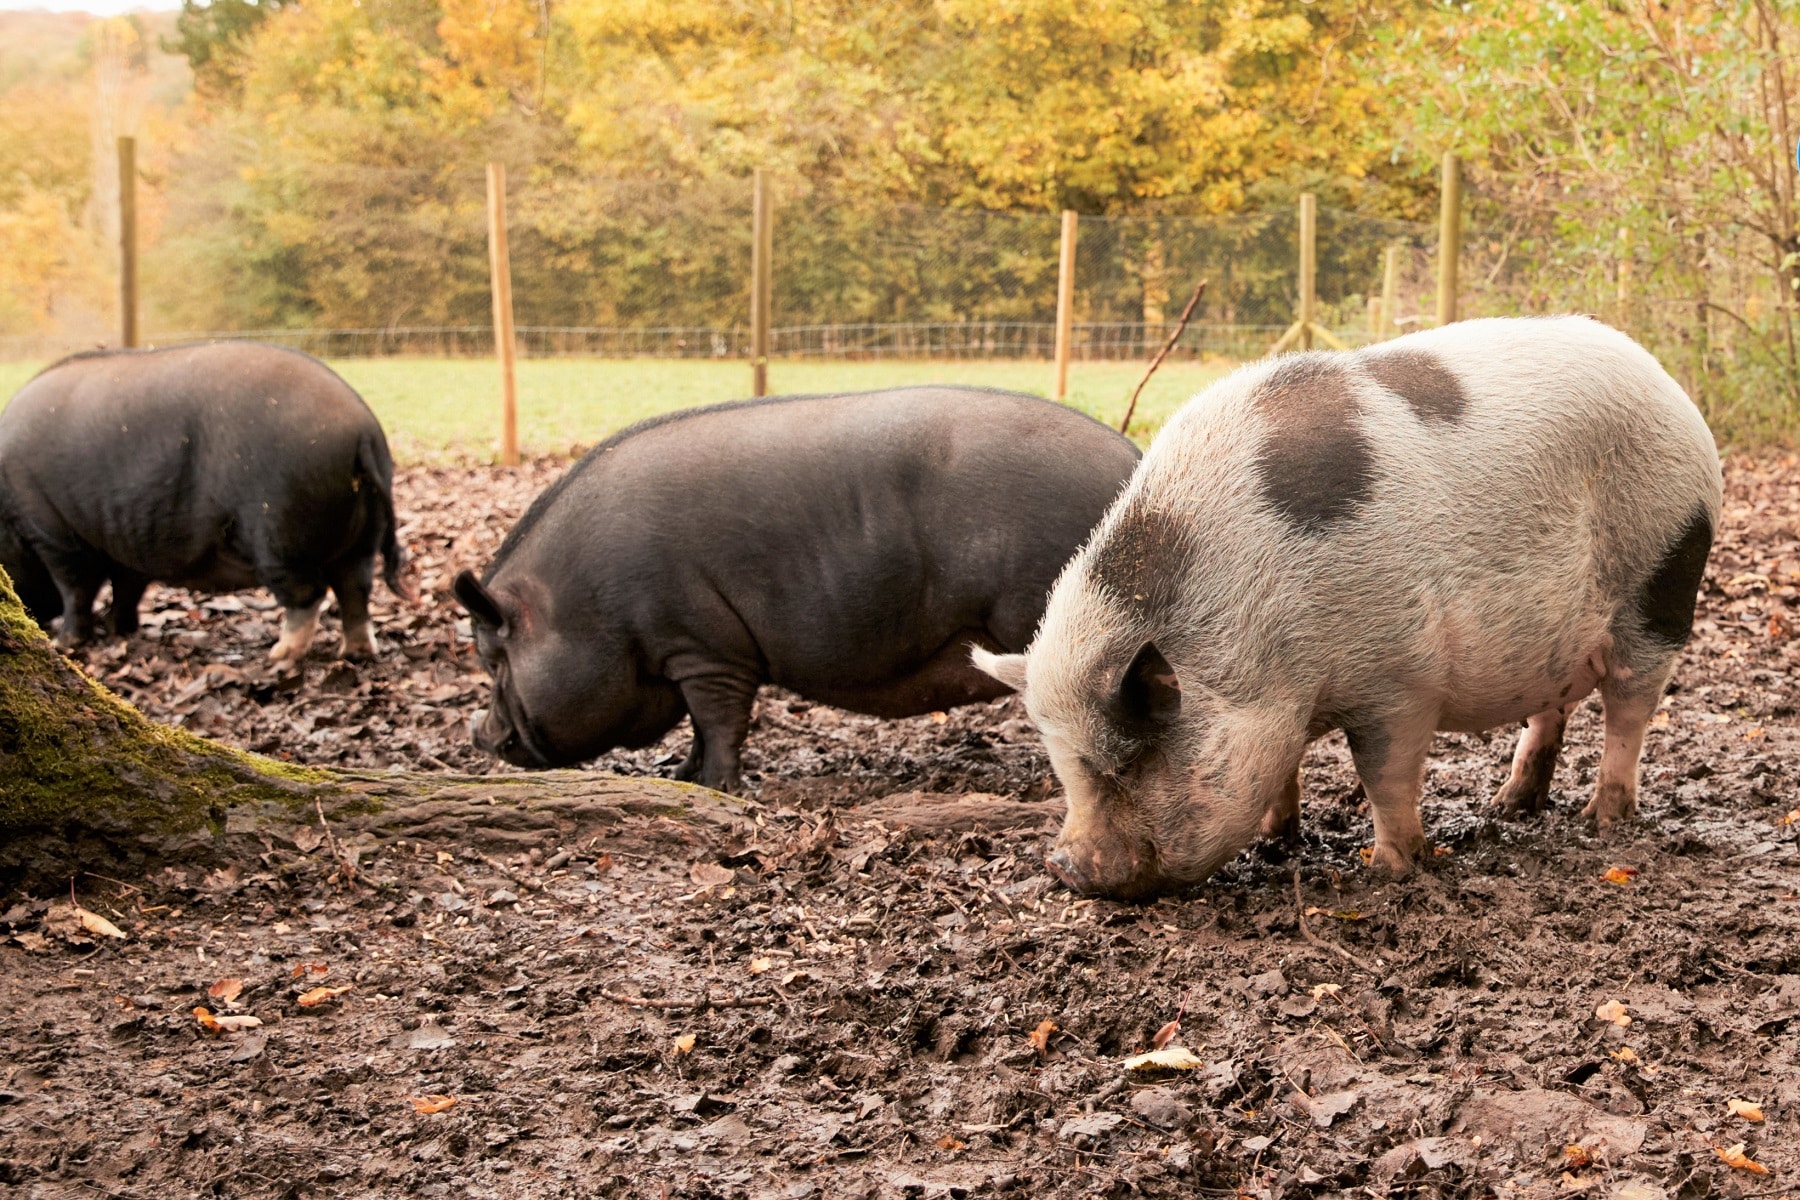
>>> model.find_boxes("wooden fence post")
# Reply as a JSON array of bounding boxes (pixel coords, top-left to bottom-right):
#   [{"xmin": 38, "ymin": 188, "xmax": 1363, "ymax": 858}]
[
  {"xmin": 1298, "ymin": 193, "xmax": 1316, "ymax": 349},
  {"xmin": 1379, "ymin": 243, "xmax": 1402, "ymax": 337},
  {"xmin": 118, "ymin": 135, "xmax": 138, "ymax": 349},
  {"xmin": 751, "ymin": 170, "xmax": 773, "ymax": 398},
  {"xmin": 1268, "ymin": 193, "xmax": 1344, "ymax": 354},
  {"xmin": 486, "ymin": 162, "xmax": 520, "ymax": 467},
  {"xmin": 1436, "ymin": 153, "xmax": 1461, "ymax": 327},
  {"xmin": 1054, "ymin": 210, "xmax": 1078, "ymax": 400}
]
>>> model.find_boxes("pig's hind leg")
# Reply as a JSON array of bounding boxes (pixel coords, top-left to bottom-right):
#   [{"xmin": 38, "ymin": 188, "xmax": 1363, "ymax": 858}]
[
  {"xmin": 1584, "ymin": 669, "xmax": 1667, "ymax": 828},
  {"xmin": 1345, "ymin": 712, "xmax": 1436, "ymax": 876},
  {"xmin": 327, "ymin": 557, "xmax": 379, "ymax": 659},
  {"xmin": 1588, "ymin": 508, "xmax": 1713, "ymax": 828},
  {"xmin": 1491, "ymin": 703, "xmax": 1573, "ymax": 816}
]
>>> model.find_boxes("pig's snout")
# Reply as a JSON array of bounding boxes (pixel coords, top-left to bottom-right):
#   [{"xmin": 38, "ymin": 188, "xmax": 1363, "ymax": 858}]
[
  {"xmin": 1046, "ymin": 848, "xmax": 1090, "ymax": 893},
  {"xmin": 469, "ymin": 705, "xmax": 546, "ymax": 767},
  {"xmin": 1046, "ymin": 835, "xmax": 1165, "ymax": 900}
]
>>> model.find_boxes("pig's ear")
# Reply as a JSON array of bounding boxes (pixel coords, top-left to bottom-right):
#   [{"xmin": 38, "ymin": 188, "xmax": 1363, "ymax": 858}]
[
  {"xmin": 454, "ymin": 570, "xmax": 507, "ymax": 631},
  {"xmin": 1119, "ymin": 641, "xmax": 1181, "ymax": 727},
  {"xmin": 972, "ymin": 647, "xmax": 1029, "ymax": 693}
]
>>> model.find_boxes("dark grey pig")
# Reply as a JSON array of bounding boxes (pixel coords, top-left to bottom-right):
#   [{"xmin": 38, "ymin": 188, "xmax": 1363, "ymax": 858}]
[
  {"xmin": 0, "ymin": 342, "xmax": 409, "ymax": 665},
  {"xmin": 454, "ymin": 386, "xmax": 1141, "ymax": 791}
]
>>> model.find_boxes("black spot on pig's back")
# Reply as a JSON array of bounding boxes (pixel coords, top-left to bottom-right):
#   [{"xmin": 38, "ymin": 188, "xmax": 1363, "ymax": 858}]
[
  {"xmin": 1634, "ymin": 507, "xmax": 1714, "ymax": 646},
  {"xmin": 1251, "ymin": 355, "xmax": 1372, "ymax": 533},
  {"xmin": 1360, "ymin": 347, "xmax": 1468, "ymax": 423}
]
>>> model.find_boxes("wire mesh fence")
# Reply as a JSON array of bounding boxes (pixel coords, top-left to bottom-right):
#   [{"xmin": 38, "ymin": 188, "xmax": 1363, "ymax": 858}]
[{"xmin": 0, "ymin": 164, "xmax": 1458, "ymax": 364}]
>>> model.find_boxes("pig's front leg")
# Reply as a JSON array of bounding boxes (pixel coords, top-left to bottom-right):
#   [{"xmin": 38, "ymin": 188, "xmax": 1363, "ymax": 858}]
[
  {"xmin": 675, "ymin": 673, "xmax": 757, "ymax": 794},
  {"xmin": 1345, "ymin": 713, "xmax": 1434, "ymax": 875},
  {"xmin": 1259, "ymin": 768, "xmax": 1302, "ymax": 842},
  {"xmin": 1492, "ymin": 703, "xmax": 1573, "ymax": 815}
]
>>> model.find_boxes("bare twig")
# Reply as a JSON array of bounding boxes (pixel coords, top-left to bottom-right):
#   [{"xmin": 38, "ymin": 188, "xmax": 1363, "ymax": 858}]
[
  {"xmin": 1293, "ymin": 867, "xmax": 1377, "ymax": 974},
  {"xmin": 315, "ymin": 795, "xmax": 356, "ymax": 887},
  {"xmin": 1119, "ymin": 280, "xmax": 1208, "ymax": 434},
  {"xmin": 599, "ymin": 988, "xmax": 774, "ymax": 1011}
]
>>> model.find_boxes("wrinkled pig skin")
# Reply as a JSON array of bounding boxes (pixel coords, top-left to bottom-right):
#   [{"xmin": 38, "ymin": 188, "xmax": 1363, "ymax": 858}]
[
  {"xmin": 0, "ymin": 342, "xmax": 410, "ymax": 666},
  {"xmin": 979, "ymin": 316, "xmax": 1722, "ymax": 899},
  {"xmin": 456, "ymin": 385, "xmax": 1142, "ymax": 792}
]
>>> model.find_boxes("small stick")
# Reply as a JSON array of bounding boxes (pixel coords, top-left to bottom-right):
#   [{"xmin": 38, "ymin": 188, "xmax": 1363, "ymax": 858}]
[
  {"xmin": 1119, "ymin": 279, "xmax": 1208, "ymax": 434},
  {"xmin": 1293, "ymin": 867, "xmax": 1377, "ymax": 974},
  {"xmin": 599, "ymin": 988, "xmax": 774, "ymax": 1011},
  {"xmin": 315, "ymin": 796, "xmax": 355, "ymax": 887}
]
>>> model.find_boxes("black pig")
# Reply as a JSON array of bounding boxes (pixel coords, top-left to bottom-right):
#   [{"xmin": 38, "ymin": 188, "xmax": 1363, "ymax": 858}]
[
  {"xmin": 0, "ymin": 342, "xmax": 409, "ymax": 664},
  {"xmin": 455, "ymin": 386, "xmax": 1140, "ymax": 791}
]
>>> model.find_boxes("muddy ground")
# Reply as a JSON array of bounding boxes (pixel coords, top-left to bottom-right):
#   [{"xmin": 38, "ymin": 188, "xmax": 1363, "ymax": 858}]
[{"xmin": 2, "ymin": 456, "xmax": 1798, "ymax": 1199}]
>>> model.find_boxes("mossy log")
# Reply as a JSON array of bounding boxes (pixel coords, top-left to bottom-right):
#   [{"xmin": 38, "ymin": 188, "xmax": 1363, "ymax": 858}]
[
  {"xmin": 0, "ymin": 572, "xmax": 1058, "ymax": 887},
  {"xmin": 0, "ymin": 570, "xmax": 753, "ymax": 886}
]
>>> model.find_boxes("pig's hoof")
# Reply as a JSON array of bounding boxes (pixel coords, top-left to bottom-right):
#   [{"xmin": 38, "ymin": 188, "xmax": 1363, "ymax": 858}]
[
  {"xmin": 1491, "ymin": 777, "xmax": 1550, "ymax": 817},
  {"xmin": 339, "ymin": 633, "xmax": 380, "ymax": 660},
  {"xmin": 268, "ymin": 640, "xmax": 309, "ymax": 670},
  {"xmin": 1581, "ymin": 782, "xmax": 1637, "ymax": 829},
  {"xmin": 1367, "ymin": 840, "xmax": 1423, "ymax": 877}
]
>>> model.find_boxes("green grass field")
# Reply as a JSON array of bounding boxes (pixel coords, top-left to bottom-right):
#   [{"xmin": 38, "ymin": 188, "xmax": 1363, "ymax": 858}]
[{"xmin": 0, "ymin": 356, "xmax": 1231, "ymax": 464}]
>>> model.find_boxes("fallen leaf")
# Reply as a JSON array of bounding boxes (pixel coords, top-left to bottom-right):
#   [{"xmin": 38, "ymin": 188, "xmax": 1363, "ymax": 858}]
[
  {"xmin": 935, "ymin": 1133, "xmax": 965, "ymax": 1151},
  {"xmin": 1121, "ymin": 1047, "xmax": 1205, "ymax": 1075},
  {"xmin": 1601, "ymin": 866, "xmax": 1639, "ymax": 885},
  {"xmin": 1152, "ymin": 1018, "xmax": 1180, "ymax": 1050},
  {"xmin": 296, "ymin": 984, "xmax": 353, "ymax": 1007},
  {"xmin": 1595, "ymin": 1000, "xmax": 1631, "ymax": 1027},
  {"xmin": 1564, "ymin": 1144, "xmax": 1593, "ymax": 1169},
  {"xmin": 1358, "ymin": 847, "xmax": 1375, "ymax": 864},
  {"xmin": 1310, "ymin": 983, "xmax": 1342, "ymax": 1000},
  {"xmin": 779, "ymin": 970, "xmax": 810, "ymax": 987},
  {"xmin": 291, "ymin": 961, "xmax": 329, "ymax": 978},
  {"xmin": 1028, "ymin": 1019, "xmax": 1057, "ymax": 1057},
  {"xmin": 194, "ymin": 1006, "xmax": 262, "ymax": 1033},
  {"xmin": 208, "ymin": 977, "xmax": 244, "ymax": 1003},
  {"xmin": 1779, "ymin": 808, "xmax": 1800, "ymax": 827},
  {"xmin": 1714, "ymin": 1142, "xmax": 1770, "ymax": 1175},
  {"xmin": 928, "ymin": 711, "xmax": 948, "ymax": 724},
  {"xmin": 748, "ymin": 956, "xmax": 773, "ymax": 975},
  {"xmin": 1432, "ymin": 846, "xmax": 1453, "ymax": 857},
  {"xmin": 594, "ymin": 852, "xmax": 615, "ymax": 873},
  {"xmin": 1559, "ymin": 1171, "xmax": 1595, "ymax": 1191},
  {"xmin": 411, "ymin": 1094, "xmax": 458, "ymax": 1114},
  {"xmin": 675, "ymin": 1033, "xmax": 696, "ymax": 1055},
  {"xmin": 1610, "ymin": 1047, "xmax": 1639, "ymax": 1064},
  {"xmin": 1728, "ymin": 1099, "xmax": 1765, "ymax": 1123},
  {"xmin": 688, "ymin": 862, "xmax": 733, "ymax": 888},
  {"xmin": 77, "ymin": 907, "xmax": 127, "ymax": 940}
]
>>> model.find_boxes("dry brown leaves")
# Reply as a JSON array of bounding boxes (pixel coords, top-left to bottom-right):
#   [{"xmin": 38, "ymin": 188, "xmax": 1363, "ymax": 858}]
[
  {"xmin": 1595, "ymin": 1000, "xmax": 1631, "ymax": 1027},
  {"xmin": 1714, "ymin": 1143, "xmax": 1771, "ymax": 1175},
  {"xmin": 1601, "ymin": 866, "xmax": 1639, "ymax": 885},
  {"xmin": 296, "ymin": 984, "xmax": 353, "ymax": 1007},
  {"xmin": 1027, "ymin": 1019, "xmax": 1057, "ymax": 1058},
  {"xmin": 194, "ymin": 1006, "xmax": 262, "ymax": 1034},
  {"xmin": 207, "ymin": 977, "xmax": 243, "ymax": 1003},
  {"xmin": 410, "ymin": 1095, "xmax": 458, "ymax": 1114},
  {"xmin": 1728, "ymin": 1098, "xmax": 1765, "ymax": 1123}
]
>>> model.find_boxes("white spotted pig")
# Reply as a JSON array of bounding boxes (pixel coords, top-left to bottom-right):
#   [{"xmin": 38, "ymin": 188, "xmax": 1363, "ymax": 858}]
[{"xmin": 975, "ymin": 316, "xmax": 1722, "ymax": 899}]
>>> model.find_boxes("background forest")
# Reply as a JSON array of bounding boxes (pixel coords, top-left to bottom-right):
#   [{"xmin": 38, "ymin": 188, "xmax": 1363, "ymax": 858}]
[{"xmin": 4, "ymin": 0, "xmax": 1800, "ymax": 441}]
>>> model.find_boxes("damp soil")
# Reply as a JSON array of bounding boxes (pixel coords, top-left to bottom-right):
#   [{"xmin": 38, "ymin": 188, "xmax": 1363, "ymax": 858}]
[{"xmin": 1, "ymin": 455, "xmax": 1798, "ymax": 1199}]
